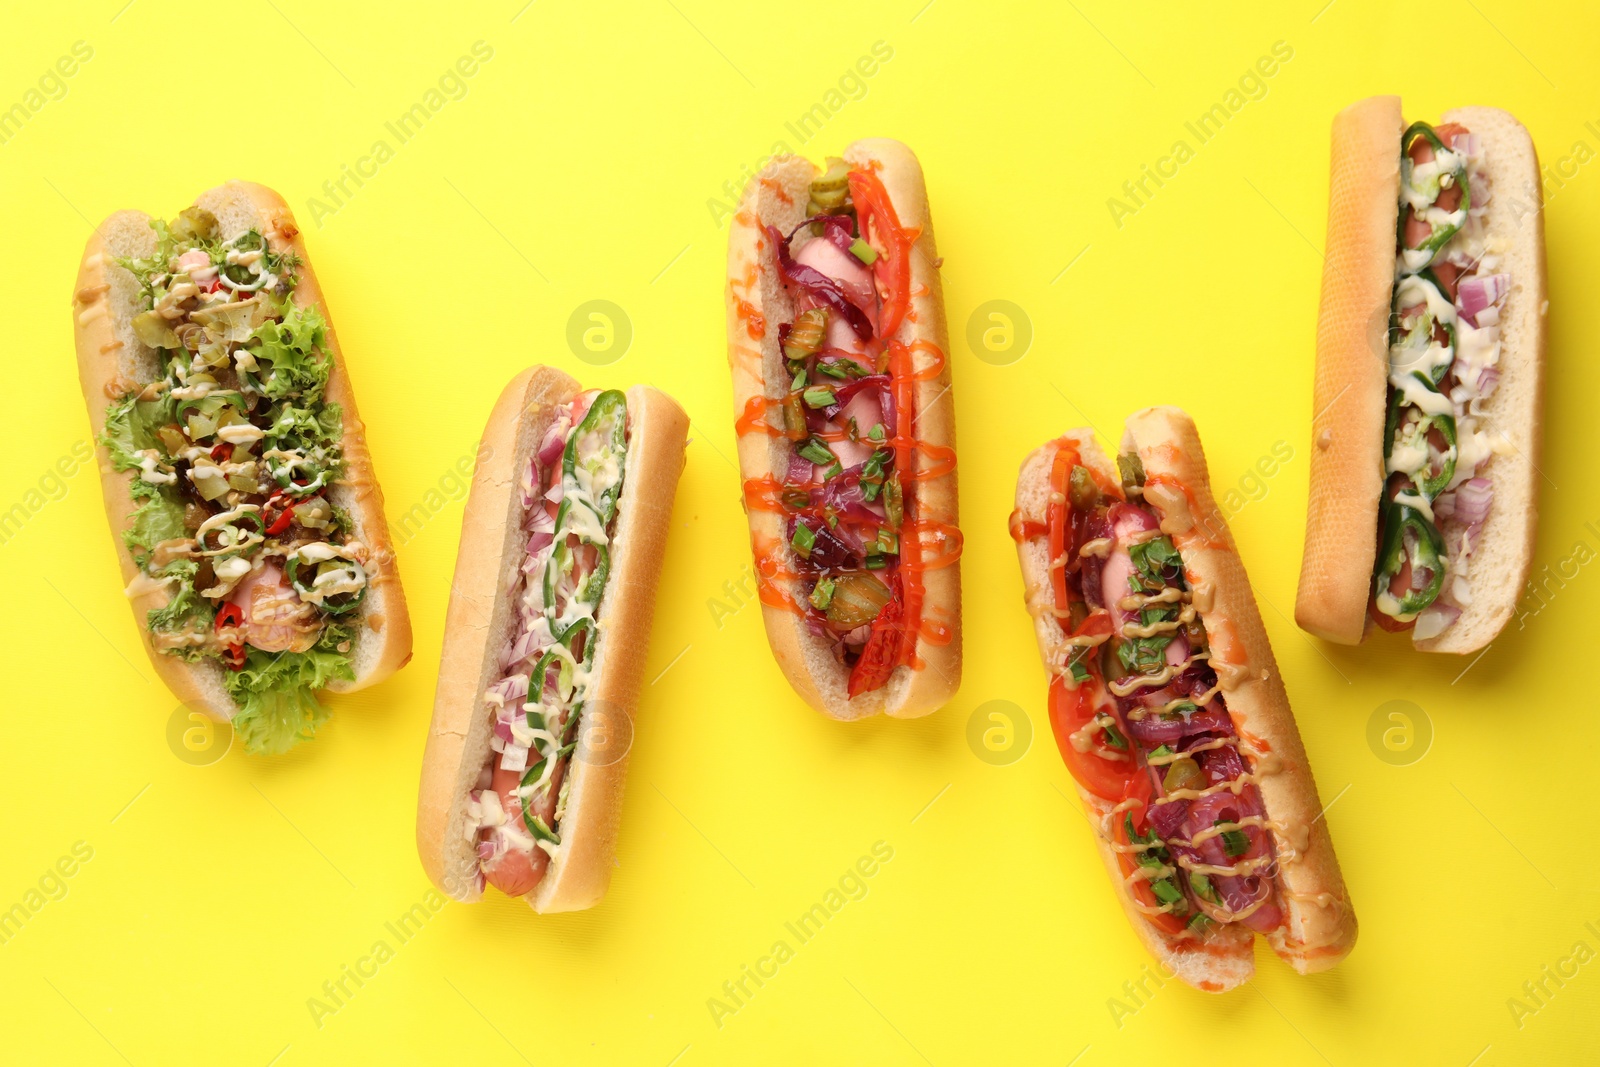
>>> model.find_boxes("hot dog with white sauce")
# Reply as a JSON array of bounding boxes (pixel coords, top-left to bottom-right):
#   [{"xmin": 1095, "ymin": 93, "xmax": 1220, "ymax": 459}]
[
  {"xmin": 1297, "ymin": 98, "xmax": 1546, "ymax": 651},
  {"xmin": 417, "ymin": 367, "xmax": 687, "ymax": 911},
  {"xmin": 72, "ymin": 182, "xmax": 411, "ymax": 754}
]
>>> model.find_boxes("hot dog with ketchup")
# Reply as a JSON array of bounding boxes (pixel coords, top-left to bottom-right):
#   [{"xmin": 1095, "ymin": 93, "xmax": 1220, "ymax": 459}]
[
  {"xmin": 1012, "ymin": 408, "xmax": 1356, "ymax": 991},
  {"xmin": 726, "ymin": 139, "xmax": 961, "ymax": 720}
]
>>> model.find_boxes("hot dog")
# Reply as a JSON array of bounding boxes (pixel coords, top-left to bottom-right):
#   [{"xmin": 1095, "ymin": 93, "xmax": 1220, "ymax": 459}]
[
  {"xmin": 1296, "ymin": 97, "xmax": 1547, "ymax": 651},
  {"xmin": 416, "ymin": 367, "xmax": 688, "ymax": 912},
  {"xmin": 1011, "ymin": 408, "xmax": 1356, "ymax": 991},
  {"xmin": 72, "ymin": 182, "xmax": 411, "ymax": 754},
  {"xmin": 725, "ymin": 139, "xmax": 961, "ymax": 720}
]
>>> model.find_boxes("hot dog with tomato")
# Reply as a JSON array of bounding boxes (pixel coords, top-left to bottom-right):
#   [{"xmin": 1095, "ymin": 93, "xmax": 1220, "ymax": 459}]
[
  {"xmin": 73, "ymin": 183, "xmax": 411, "ymax": 754},
  {"xmin": 1011, "ymin": 408, "xmax": 1356, "ymax": 991},
  {"xmin": 726, "ymin": 139, "xmax": 961, "ymax": 720},
  {"xmin": 417, "ymin": 367, "xmax": 688, "ymax": 912},
  {"xmin": 1296, "ymin": 98, "xmax": 1546, "ymax": 651}
]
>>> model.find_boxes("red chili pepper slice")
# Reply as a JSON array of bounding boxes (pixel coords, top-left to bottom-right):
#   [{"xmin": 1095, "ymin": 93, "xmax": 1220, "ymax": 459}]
[
  {"xmin": 266, "ymin": 500, "xmax": 297, "ymax": 536},
  {"xmin": 846, "ymin": 168, "xmax": 914, "ymax": 340},
  {"xmin": 210, "ymin": 442, "xmax": 234, "ymax": 463},
  {"xmin": 214, "ymin": 602, "xmax": 246, "ymax": 670}
]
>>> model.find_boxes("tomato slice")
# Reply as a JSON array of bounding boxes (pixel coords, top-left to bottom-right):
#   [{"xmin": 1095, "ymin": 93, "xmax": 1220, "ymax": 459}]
[
  {"xmin": 1048, "ymin": 672, "xmax": 1135, "ymax": 802},
  {"xmin": 847, "ymin": 168, "xmax": 913, "ymax": 339}
]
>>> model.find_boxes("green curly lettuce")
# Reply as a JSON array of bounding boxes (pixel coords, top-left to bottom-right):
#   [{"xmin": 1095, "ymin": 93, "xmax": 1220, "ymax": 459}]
[
  {"xmin": 225, "ymin": 624, "xmax": 356, "ymax": 755},
  {"xmin": 249, "ymin": 300, "xmax": 330, "ymax": 401}
]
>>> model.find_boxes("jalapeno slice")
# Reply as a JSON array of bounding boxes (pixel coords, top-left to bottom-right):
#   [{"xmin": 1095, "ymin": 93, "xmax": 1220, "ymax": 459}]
[
  {"xmin": 563, "ymin": 390, "xmax": 628, "ymax": 525},
  {"xmin": 197, "ymin": 509, "xmax": 265, "ymax": 558},
  {"xmin": 1399, "ymin": 122, "xmax": 1471, "ymax": 273},
  {"xmin": 1372, "ymin": 499, "xmax": 1447, "ymax": 619},
  {"xmin": 1389, "ymin": 269, "xmax": 1456, "ymax": 388},
  {"xmin": 285, "ymin": 553, "xmax": 368, "ymax": 615}
]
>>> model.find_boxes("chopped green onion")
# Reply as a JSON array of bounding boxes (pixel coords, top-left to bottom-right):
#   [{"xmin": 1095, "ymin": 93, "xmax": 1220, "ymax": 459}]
[
  {"xmin": 1215, "ymin": 820, "xmax": 1250, "ymax": 857},
  {"xmin": 1100, "ymin": 721, "xmax": 1127, "ymax": 749},
  {"xmin": 791, "ymin": 522, "xmax": 816, "ymax": 558},
  {"xmin": 848, "ymin": 238, "xmax": 878, "ymax": 265},
  {"xmin": 797, "ymin": 439, "xmax": 834, "ymax": 466},
  {"xmin": 809, "ymin": 577, "xmax": 835, "ymax": 610},
  {"xmin": 864, "ymin": 555, "xmax": 887, "ymax": 569},
  {"xmin": 1189, "ymin": 871, "xmax": 1218, "ymax": 902},
  {"xmin": 868, "ymin": 423, "xmax": 885, "ymax": 441},
  {"xmin": 802, "ymin": 387, "xmax": 836, "ymax": 409},
  {"xmin": 790, "ymin": 369, "xmax": 806, "ymax": 392},
  {"xmin": 1151, "ymin": 879, "xmax": 1183, "ymax": 905}
]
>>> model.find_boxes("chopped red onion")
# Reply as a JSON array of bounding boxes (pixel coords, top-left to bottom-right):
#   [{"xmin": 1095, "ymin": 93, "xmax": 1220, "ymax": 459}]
[
  {"xmin": 526, "ymin": 530, "xmax": 554, "ymax": 556},
  {"xmin": 476, "ymin": 839, "xmax": 497, "ymax": 861},
  {"xmin": 487, "ymin": 674, "xmax": 529, "ymax": 704},
  {"xmin": 1413, "ymin": 602, "xmax": 1461, "ymax": 640},
  {"xmin": 1455, "ymin": 478, "xmax": 1493, "ymax": 526},
  {"xmin": 1476, "ymin": 366, "xmax": 1501, "ymax": 397},
  {"xmin": 1449, "ymin": 132, "xmax": 1479, "ymax": 157},
  {"xmin": 536, "ymin": 429, "xmax": 566, "ymax": 468},
  {"xmin": 1457, "ymin": 273, "xmax": 1509, "ymax": 327},
  {"xmin": 500, "ymin": 742, "xmax": 529, "ymax": 774}
]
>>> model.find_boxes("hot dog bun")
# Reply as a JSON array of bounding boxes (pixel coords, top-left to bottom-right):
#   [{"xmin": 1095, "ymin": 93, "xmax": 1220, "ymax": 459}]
[
  {"xmin": 1014, "ymin": 409, "xmax": 1356, "ymax": 991},
  {"xmin": 71, "ymin": 181, "xmax": 411, "ymax": 722},
  {"xmin": 725, "ymin": 138, "xmax": 960, "ymax": 720},
  {"xmin": 1295, "ymin": 98, "xmax": 1547, "ymax": 651},
  {"xmin": 416, "ymin": 367, "xmax": 688, "ymax": 912}
]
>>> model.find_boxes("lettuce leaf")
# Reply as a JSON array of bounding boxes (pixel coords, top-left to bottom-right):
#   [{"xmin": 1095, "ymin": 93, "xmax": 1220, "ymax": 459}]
[
  {"xmin": 124, "ymin": 490, "xmax": 187, "ymax": 565},
  {"xmin": 249, "ymin": 301, "xmax": 330, "ymax": 402},
  {"xmin": 224, "ymin": 624, "xmax": 355, "ymax": 755},
  {"xmin": 264, "ymin": 398, "xmax": 343, "ymax": 454},
  {"xmin": 146, "ymin": 559, "xmax": 209, "ymax": 633}
]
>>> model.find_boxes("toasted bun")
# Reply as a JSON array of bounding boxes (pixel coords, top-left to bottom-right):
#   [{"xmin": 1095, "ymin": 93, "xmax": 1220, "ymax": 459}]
[
  {"xmin": 1014, "ymin": 411, "xmax": 1357, "ymax": 989},
  {"xmin": 71, "ymin": 181, "xmax": 411, "ymax": 722},
  {"xmin": 1296, "ymin": 99, "xmax": 1547, "ymax": 652},
  {"xmin": 416, "ymin": 368, "xmax": 689, "ymax": 911},
  {"xmin": 1295, "ymin": 96, "xmax": 1400, "ymax": 645},
  {"xmin": 725, "ymin": 138, "xmax": 960, "ymax": 720}
]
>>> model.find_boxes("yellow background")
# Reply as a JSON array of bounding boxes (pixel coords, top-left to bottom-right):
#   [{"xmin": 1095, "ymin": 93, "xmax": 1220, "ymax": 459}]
[{"xmin": 2, "ymin": 1, "xmax": 1595, "ymax": 1063}]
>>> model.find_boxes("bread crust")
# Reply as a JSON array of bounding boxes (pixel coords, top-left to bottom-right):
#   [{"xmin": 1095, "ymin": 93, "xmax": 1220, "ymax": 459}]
[
  {"xmin": 1295, "ymin": 96, "xmax": 1401, "ymax": 645},
  {"xmin": 416, "ymin": 368, "xmax": 689, "ymax": 912},
  {"xmin": 1014, "ymin": 411, "xmax": 1357, "ymax": 989},
  {"xmin": 71, "ymin": 182, "xmax": 411, "ymax": 723},
  {"xmin": 1295, "ymin": 99, "xmax": 1547, "ymax": 652},
  {"xmin": 1414, "ymin": 107, "xmax": 1546, "ymax": 653},
  {"xmin": 725, "ymin": 138, "xmax": 960, "ymax": 720}
]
